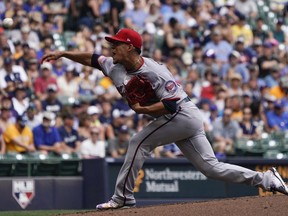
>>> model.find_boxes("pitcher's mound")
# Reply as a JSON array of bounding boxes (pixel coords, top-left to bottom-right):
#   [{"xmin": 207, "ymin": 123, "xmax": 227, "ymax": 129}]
[{"xmin": 62, "ymin": 195, "xmax": 288, "ymax": 216}]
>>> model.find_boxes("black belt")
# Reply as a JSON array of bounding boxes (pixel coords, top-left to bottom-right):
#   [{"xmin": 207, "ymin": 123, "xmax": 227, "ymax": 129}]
[
  {"xmin": 183, "ymin": 97, "xmax": 191, "ymax": 102},
  {"xmin": 178, "ymin": 97, "xmax": 191, "ymax": 106}
]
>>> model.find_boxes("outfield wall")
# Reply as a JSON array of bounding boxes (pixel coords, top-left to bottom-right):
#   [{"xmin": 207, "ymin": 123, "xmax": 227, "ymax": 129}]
[
  {"xmin": 1, "ymin": 158, "xmax": 288, "ymax": 210},
  {"xmin": 86, "ymin": 158, "xmax": 288, "ymax": 208}
]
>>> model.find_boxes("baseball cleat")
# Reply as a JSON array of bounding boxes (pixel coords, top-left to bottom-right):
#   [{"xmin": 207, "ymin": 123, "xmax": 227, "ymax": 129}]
[
  {"xmin": 96, "ymin": 199, "xmax": 136, "ymax": 210},
  {"xmin": 267, "ymin": 167, "xmax": 288, "ymax": 195}
]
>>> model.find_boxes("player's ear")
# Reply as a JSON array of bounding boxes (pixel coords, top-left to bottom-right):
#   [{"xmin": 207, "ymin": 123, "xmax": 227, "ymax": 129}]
[{"xmin": 127, "ymin": 44, "xmax": 135, "ymax": 52}]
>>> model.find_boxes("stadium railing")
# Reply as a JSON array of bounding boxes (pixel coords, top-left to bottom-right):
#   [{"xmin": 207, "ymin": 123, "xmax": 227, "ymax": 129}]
[{"xmin": 0, "ymin": 152, "xmax": 81, "ymax": 177}]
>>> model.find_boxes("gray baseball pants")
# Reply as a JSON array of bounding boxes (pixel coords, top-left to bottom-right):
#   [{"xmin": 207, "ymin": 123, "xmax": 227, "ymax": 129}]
[{"xmin": 112, "ymin": 102, "xmax": 265, "ymax": 205}]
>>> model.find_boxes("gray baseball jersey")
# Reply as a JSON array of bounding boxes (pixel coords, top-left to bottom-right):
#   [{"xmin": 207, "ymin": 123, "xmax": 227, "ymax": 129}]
[
  {"xmin": 98, "ymin": 56, "xmax": 193, "ymax": 107},
  {"xmin": 93, "ymin": 55, "xmax": 267, "ymax": 206}
]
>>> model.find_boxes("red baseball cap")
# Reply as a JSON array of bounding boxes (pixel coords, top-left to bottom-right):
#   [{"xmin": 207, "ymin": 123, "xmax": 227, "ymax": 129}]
[{"xmin": 105, "ymin": 28, "xmax": 142, "ymax": 49}]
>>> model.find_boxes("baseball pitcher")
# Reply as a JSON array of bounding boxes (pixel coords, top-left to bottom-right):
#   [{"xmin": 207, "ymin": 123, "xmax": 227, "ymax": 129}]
[{"xmin": 41, "ymin": 28, "xmax": 288, "ymax": 210}]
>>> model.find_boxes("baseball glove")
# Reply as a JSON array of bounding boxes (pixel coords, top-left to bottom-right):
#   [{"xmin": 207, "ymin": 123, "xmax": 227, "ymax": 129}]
[{"xmin": 125, "ymin": 75, "xmax": 157, "ymax": 106}]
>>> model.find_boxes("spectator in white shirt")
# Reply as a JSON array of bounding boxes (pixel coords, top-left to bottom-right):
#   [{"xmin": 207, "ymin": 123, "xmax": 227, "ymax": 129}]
[
  {"xmin": 57, "ymin": 65, "xmax": 79, "ymax": 98},
  {"xmin": 234, "ymin": 0, "xmax": 258, "ymax": 19},
  {"xmin": 80, "ymin": 127, "xmax": 106, "ymax": 159},
  {"xmin": 0, "ymin": 57, "xmax": 28, "ymax": 96},
  {"xmin": 11, "ymin": 85, "xmax": 29, "ymax": 116}
]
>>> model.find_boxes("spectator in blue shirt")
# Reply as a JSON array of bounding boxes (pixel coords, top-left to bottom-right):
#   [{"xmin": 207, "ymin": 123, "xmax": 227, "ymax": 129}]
[
  {"xmin": 124, "ymin": 0, "xmax": 148, "ymax": 31},
  {"xmin": 266, "ymin": 100, "xmax": 288, "ymax": 132},
  {"xmin": 33, "ymin": 111, "xmax": 63, "ymax": 155},
  {"xmin": 23, "ymin": 0, "xmax": 43, "ymax": 13},
  {"xmin": 58, "ymin": 113, "xmax": 81, "ymax": 153},
  {"xmin": 264, "ymin": 65, "xmax": 281, "ymax": 88},
  {"xmin": 162, "ymin": 0, "xmax": 186, "ymax": 27},
  {"xmin": 160, "ymin": 0, "xmax": 172, "ymax": 14},
  {"xmin": 196, "ymin": 49, "xmax": 220, "ymax": 79},
  {"xmin": 52, "ymin": 58, "xmax": 66, "ymax": 77},
  {"xmin": 41, "ymin": 84, "xmax": 62, "ymax": 114},
  {"xmin": 204, "ymin": 28, "xmax": 233, "ymax": 65},
  {"xmin": 220, "ymin": 50, "xmax": 250, "ymax": 83},
  {"xmin": 161, "ymin": 143, "xmax": 183, "ymax": 158}
]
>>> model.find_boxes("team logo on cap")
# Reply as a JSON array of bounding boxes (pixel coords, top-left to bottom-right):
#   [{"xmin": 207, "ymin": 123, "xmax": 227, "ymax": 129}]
[
  {"xmin": 165, "ymin": 81, "xmax": 177, "ymax": 94},
  {"xmin": 12, "ymin": 179, "xmax": 35, "ymax": 209}
]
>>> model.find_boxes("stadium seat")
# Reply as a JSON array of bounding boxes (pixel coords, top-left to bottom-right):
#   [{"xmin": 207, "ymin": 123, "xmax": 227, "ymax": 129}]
[
  {"xmin": 280, "ymin": 132, "xmax": 288, "ymax": 152},
  {"xmin": 53, "ymin": 33, "xmax": 65, "ymax": 51},
  {"xmin": 260, "ymin": 138, "xmax": 283, "ymax": 151},
  {"xmin": 270, "ymin": 131, "xmax": 286, "ymax": 140},
  {"xmin": 0, "ymin": 163, "xmax": 14, "ymax": 176},
  {"xmin": 7, "ymin": 153, "xmax": 36, "ymax": 176},
  {"xmin": 13, "ymin": 162, "xmax": 30, "ymax": 176},
  {"xmin": 57, "ymin": 153, "xmax": 81, "ymax": 176},
  {"xmin": 263, "ymin": 138, "xmax": 276, "ymax": 149},
  {"xmin": 32, "ymin": 161, "xmax": 60, "ymax": 176},
  {"xmin": 63, "ymin": 31, "xmax": 76, "ymax": 48},
  {"xmin": 0, "ymin": 155, "xmax": 15, "ymax": 176},
  {"xmin": 235, "ymin": 138, "xmax": 264, "ymax": 157},
  {"xmin": 58, "ymin": 159, "xmax": 81, "ymax": 176},
  {"xmin": 31, "ymin": 154, "xmax": 61, "ymax": 176},
  {"xmin": 257, "ymin": 1, "xmax": 266, "ymax": 19},
  {"xmin": 57, "ymin": 95, "xmax": 73, "ymax": 105},
  {"xmin": 263, "ymin": 150, "xmax": 288, "ymax": 159}
]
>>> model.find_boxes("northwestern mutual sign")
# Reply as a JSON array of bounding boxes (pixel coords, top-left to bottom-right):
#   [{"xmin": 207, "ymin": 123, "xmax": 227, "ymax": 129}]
[{"xmin": 134, "ymin": 167, "xmax": 207, "ymax": 194}]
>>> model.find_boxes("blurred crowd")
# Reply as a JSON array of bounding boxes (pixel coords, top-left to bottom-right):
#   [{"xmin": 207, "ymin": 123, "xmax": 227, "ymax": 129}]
[{"xmin": 0, "ymin": 0, "xmax": 288, "ymax": 159}]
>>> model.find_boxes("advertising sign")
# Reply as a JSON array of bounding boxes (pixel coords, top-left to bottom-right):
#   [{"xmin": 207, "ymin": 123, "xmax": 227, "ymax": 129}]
[{"xmin": 108, "ymin": 163, "xmax": 227, "ymax": 198}]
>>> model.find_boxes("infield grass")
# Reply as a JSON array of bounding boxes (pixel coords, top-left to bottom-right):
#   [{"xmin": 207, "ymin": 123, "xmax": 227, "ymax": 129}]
[{"xmin": 0, "ymin": 209, "xmax": 88, "ymax": 216}]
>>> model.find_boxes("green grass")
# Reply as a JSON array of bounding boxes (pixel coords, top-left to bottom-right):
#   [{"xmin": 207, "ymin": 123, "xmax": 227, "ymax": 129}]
[{"xmin": 0, "ymin": 210, "xmax": 89, "ymax": 216}]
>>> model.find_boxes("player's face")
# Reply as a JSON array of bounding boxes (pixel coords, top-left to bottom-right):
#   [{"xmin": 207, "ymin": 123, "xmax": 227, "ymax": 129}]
[{"xmin": 110, "ymin": 42, "xmax": 130, "ymax": 64}]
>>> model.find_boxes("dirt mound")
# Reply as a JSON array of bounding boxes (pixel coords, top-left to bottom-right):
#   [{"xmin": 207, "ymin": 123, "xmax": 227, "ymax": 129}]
[{"xmin": 60, "ymin": 195, "xmax": 288, "ymax": 216}]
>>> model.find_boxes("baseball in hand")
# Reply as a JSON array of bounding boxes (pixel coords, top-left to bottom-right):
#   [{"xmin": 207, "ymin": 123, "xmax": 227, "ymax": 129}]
[{"xmin": 2, "ymin": 18, "xmax": 14, "ymax": 28}]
